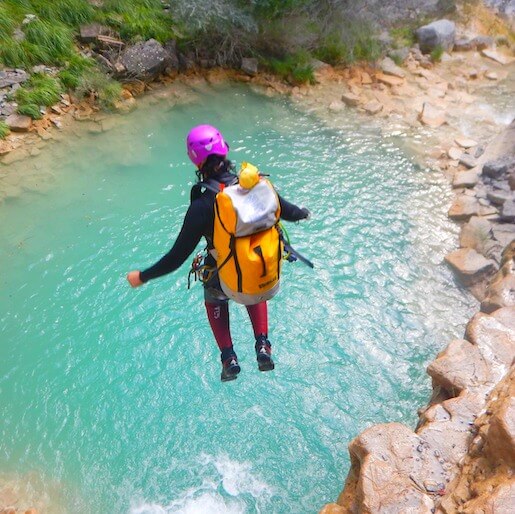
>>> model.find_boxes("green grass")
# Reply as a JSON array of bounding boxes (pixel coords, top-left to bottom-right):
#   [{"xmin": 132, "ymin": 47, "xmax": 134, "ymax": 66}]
[
  {"xmin": 266, "ymin": 52, "xmax": 315, "ymax": 85},
  {"xmin": 0, "ymin": 5, "xmax": 16, "ymax": 41},
  {"xmin": 31, "ymin": 0, "xmax": 95, "ymax": 26},
  {"xmin": 24, "ymin": 19, "xmax": 74, "ymax": 64},
  {"xmin": 76, "ymin": 70, "xmax": 122, "ymax": 110},
  {"xmin": 430, "ymin": 45, "xmax": 444, "ymax": 62},
  {"xmin": 59, "ymin": 55, "xmax": 96, "ymax": 89},
  {"xmin": 15, "ymin": 74, "xmax": 63, "ymax": 119},
  {"xmin": 313, "ymin": 34, "xmax": 349, "ymax": 65},
  {"xmin": 0, "ymin": 121, "xmax": 10, "ymax": 139},
  {"xmin": 100, "ymin": 0, "xmax": 175, "ymax": 42},
  {"xmin": 390, "ymin": 26, "xmax": 416, "ymax": 48}
]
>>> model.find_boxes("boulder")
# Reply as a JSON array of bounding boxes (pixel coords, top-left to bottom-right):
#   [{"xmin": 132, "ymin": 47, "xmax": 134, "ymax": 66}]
[
  {"xmin": 444, "ymin": 248, "xmax": 496, "ymax": 285},
  {"xmin": 448, "ymin": 146, "xmax": 462, "ymax": 160},
  {"xmin": 341, "ymin": 92, "xmax": 360, "ymax": 106},
  {"xmin": 5, "ymin": 114, "xmax": 32, "ymax": 132},
  {"xmin": 448, "ymin": 195, "xmax": 480, "ymax": 220},
  {"xmin": 120, "ymin": 39, "xmax": 168, "ymax": 80},
  {"xmin": 501, "ymin": 200, "xmax": 515, "ymax": 222},
  {"xmin": 482, "ymin": 157, "xmax": 513, "ymax": 179},
  {"xmin": 455, "ymin": 136, "xmax": 478, "ymax": 149},
  {"xmin": 241, "ymin": 57, "xmax": 258, "ymax": 76},
  {"xmin": 0, "ymin": 69, "xmax": 28, "ymax": 89},
  {"xmin": 481, "ymin": 49, "xmax": 515, "ymax": 65},
  {"xmin": 419, "ymin": 102, "xmax": 446, "ymax": 127},
  {"xmin": 163, "ymin": 40, "xmax": 179, "ymax": 72},
  {"xmin": 453, "ymin": 38, "xmax": 475, "ymax": 51},
  {"xmin": 375, "ymin": 72, "xmax": 404, "ymax": 86},
  {"xmin": 487, "ymin": 189, "xmax": 511, "ymax": 205},
  {"xmin": 427, "ymin": 339, "xmax": 495, "ymax": 394},
  {"xmin": 465, "ymin": 307, "xmax": 515, "ymax": 381},
  {"xmin": 416, "ymin": 20, "xmax": 456, "ymax": 54},
  {"xmin": 459, "ymin": 153, "xmax": 477, "ymax": 169},
  {"xmin": 319, "ymin": 504, "xmax": 345, "ymax": 514},
  {"xmin": 459, "ymin": 216, "xmax": 492, "ymax": 251},
  {"xmin": 363, "ymin": 100, "xmax": 382, "ymax": 114},
  {"xmin": 481, "ymin": 254, "xmax": 515, "ymax": 313},
  {"xmin": 492, "ymin": 223, "xmax": 515, "ymax": 247},
  {"xmin": 379, "ymin": 56, "xmax": 405, "ymax": 78},
  {"xmin": 472, "ymin": 35, "xmax": 494, "ymax": 50},
  {"xmin": 453, "ymin": 168, "xmax": 480, "ymax": 188},
  {"xmin": 79, "ymin": 23, "xmax": 110, "ymax": 43},
  {"xmin": 338, "ymin": 423, "xmax": 437, "ymax": 514}
]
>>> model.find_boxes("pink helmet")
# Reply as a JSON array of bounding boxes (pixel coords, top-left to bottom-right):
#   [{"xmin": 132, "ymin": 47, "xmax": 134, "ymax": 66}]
[{"xmin": 186, "ymin": 124, "xmax": 229, "ymax": 167}]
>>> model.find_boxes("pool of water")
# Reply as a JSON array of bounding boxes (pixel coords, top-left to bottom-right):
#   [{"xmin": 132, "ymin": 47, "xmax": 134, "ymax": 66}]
[{"xmin": 0, "ymin": 83, "xmax": 476, "ymax": 513}]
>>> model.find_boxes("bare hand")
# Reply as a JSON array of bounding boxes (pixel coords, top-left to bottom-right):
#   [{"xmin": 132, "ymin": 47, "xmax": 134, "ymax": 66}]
[{"xmin": 127, "ymin": 270, "xmax": 144, "ymax": 288}]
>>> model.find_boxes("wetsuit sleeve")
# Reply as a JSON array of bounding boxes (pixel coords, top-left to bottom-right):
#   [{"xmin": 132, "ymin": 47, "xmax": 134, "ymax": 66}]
[
  {"xmin": 278, "ymin": 194, "xmax": 309, "ymax": 222},
  {"xmin": 139, "ymin": 201, "xmax": 207, "ymax": 283}
]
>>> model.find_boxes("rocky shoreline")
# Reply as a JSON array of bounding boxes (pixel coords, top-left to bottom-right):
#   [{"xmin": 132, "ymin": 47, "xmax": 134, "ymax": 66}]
[{"xmin": 1, "ymin": 6, "xmax": 515, "ymax": 514}]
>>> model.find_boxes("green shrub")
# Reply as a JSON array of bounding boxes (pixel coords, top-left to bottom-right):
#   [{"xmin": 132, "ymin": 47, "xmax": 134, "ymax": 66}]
[
  {"xmin": 314, "ymin": 34, "xmax": 349, "ymax": 65},
  {"xmin": 15, "ymin": 74, "xmax": 63, "ymax": 119},
  {"xmin": 76, "ymin": 69, "xmax": 122, "ymax": 110},
  {"xmin": 267, "ymin": 52, "xmax": 315, "ymax": 84},
  {"xmin": 0, "ymin": 121, "xmax": 10, "ymax": 139},
  {"xmin": 24, "ymin": 19, "xmax": 74, "ymax": 64},
  {"xmin": 0, "ymin": 5, "xmax": 16, "ymax": 41},
  {"xmin": 251, "ymin": 0, "xmax": 310, "ymax": 20},
  {"xmin": 390, "ymin": 26, "xmax": 416, "ymax": 48},
  {"xmin": 17, "ymin": 103, "xmax": 42, "ymax": 119},
  {"xmin": 31, "ymin": 0, "xmax": 95, "ymax": 26},
  {"xmin": 58, "ymin": 55, "xmax": 95, "ymax": 89},
  {"xmin": 101, "ymin": 0, "xmax": 174, "ymax": 42},
  {"xmin": 430, "ymin": 45, "xmax": 444, "ymax": 62}
]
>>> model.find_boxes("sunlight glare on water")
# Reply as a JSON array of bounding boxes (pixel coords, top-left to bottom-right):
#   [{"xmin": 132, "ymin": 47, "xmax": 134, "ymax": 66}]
[{"xmin": 0, "ymin": 83, "xmax": 476, "ymax": 513}]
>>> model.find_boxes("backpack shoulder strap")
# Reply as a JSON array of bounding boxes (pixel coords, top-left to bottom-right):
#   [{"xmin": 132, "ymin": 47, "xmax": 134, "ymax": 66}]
[{"xmin": 190, "ymin": 180, "xmax": 221, "ymax": 202}]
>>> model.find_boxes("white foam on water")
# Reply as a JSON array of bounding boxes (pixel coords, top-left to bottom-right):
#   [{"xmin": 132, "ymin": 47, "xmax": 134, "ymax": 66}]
[{"xmin": 129, "ymin": 454, "xmax": 273, "ymax": 514}]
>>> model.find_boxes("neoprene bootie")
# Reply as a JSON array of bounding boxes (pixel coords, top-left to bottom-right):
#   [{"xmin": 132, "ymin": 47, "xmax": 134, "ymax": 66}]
[{"xmin": 255, "ymin": 335, "xmax": 274, "ymax": 372}]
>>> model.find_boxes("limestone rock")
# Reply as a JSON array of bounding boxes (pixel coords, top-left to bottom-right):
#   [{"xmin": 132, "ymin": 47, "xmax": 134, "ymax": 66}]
[
  {"xmin": 427, "ymin": 339, "xmax": 494, "ymax": 394},
  {"xmin": 241, "ymin": 57, "xmax": 258, "ymax": 76},
  {"xmin": 0, "ymin": 69, "xmax": 28, "ymax": 88},
  {"xmin": 5, "ymin": 114, "xmax": 32, "ymax": 132},
  {"xmin": 485, "ymin": 71, "xmax": 499, "ymax": 80},
  {"xmin": 448, "ymin": 195, "xmax": 480, "ymax": 220},
  {"xmin": 481, "ymin": 249, "xmax": 515, "ymax": 313},
  {"xmin": 318, "ymin": 504, "xmax": 345, "ymax": 514},
  {"xmin": 459, "ymin": 216, "xmax": 492, "ymax": 251},
  {"xmin": 492, "ymin": 223, "xmax": 515, "ymax": 247},
  {"xmin": 120, "ymin": 39, "xmax": 168, "ymax": 80},
  {"xmin": 472, "ymin": 35, "xmax": 494, "ymax": 50},
  {"xmin": 416, "ymin": 20, "xmax": 456, "ymax": 54},
  {"xmin": 338, "ymin": 423, "xmax": 436, "ymax": 514},
  {"xmin": 363, "ymin": 100, "xmax": 382, "ymax": 115},
  {"xmin": 487, "ymin": 189, "xmax": 511, "ymax": 205},
  {"xmin": 341, "ymin": 92, "xmax": 360, "ymax": 107},
  {"xmin": 482, "ymin": 157, "xmax": 513, "ymax": 179},
  {"xmin": 419, "ymin": 102, "xmax": 446, "ymax": 127},
  {"xmin": 462, "ymin": 481, "xmax": 515, "ymax": 514},
  {"xmin": 328, "ymin": 101, "xmax": 345, "ymax": 112},
  {"xmin": 454, "ymin": 38, "xmax": 475, "ymax": 51},
  {"xmin": 448, "ymin": 146, "xmax": 462, "ymax": 160},
  {"xmin": 465, "ymin": 307, "xmax": 515, "ymax": 382},
  {"xmin": 444, "ymin": 248, "xmax": 496, "ymax": 285},
  {"xmin": 379, "ymin": 57, "xmax": 405, "ymax": 78},
  {"xmin": 459, "ymin": 154, "xmax": 477, "ymax": 169},
  {"xmin": 481, "ymin": 49, "xmax": 515, "ymax": 65},
  {"xmin": 375, "ymin": 72, "xmax": 404, "ymax": 86},
  {"xmin": 453, "ymin": 168, "xmax": 480, "ymax": 188},
  {"xmin": 501, "ymin": 200, "xmax": 515, "ymax": 222},
  {"xmin": 455, "ymin": 137, "xmax": 478, "ymax": 149}
]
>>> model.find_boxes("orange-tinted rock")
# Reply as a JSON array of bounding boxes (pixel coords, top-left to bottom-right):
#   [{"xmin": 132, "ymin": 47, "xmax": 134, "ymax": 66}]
[
  {"xmin": 5, "ymin": 114, "xmax": 32, "ymax": 132},
  {"xmin": 318, "ymin": 503, "xmax": 346, "ymax": 514},
  {"xmin": 419, "ymin": 102, "xmax": 446, "ymax": 127},
  {"xmin": 375, "ymin": 72, "xmax": 405, "ymax": 86},
  {"xmin": 448, "ymin": 196, "xmax": 480, "ymax": 220}
]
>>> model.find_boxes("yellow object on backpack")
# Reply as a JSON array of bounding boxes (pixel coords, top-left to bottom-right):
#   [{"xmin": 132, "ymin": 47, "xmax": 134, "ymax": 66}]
[{"xmin": 212, "ymin": 163, "xmax": 283, "ymax": 305}]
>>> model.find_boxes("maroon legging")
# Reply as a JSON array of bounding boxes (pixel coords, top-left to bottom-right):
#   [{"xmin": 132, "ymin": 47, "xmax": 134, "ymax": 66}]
[{"xmin": 204, "ymin": 301, "xmax": 268, "ymax": 352}]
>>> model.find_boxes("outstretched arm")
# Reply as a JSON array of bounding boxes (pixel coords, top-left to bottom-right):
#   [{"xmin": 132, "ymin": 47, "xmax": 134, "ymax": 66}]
[
  {"xmin": 278, "ymin": 194, "xmax": 310, "ymax": 222},
  {"xmin": 127, "ymin": 202, "xmax": 207, "ymax": 287}
]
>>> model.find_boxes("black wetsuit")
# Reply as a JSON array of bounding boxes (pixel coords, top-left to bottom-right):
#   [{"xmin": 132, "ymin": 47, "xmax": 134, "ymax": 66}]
[{"xmin": 140, "ymin": 170, "xmax": 308, "ymax": 284}]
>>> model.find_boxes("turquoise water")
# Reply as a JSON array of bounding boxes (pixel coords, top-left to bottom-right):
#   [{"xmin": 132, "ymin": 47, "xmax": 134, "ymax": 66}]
[{"xmin": 0, "ymin": 83, "xmax": 476, "ymax": 513}]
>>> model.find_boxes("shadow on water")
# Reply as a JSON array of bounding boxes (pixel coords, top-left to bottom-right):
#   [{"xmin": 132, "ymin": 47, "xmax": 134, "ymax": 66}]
[{"xmin": 0, "ymin": 83, "xmax": 476, "ymax": 513}]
